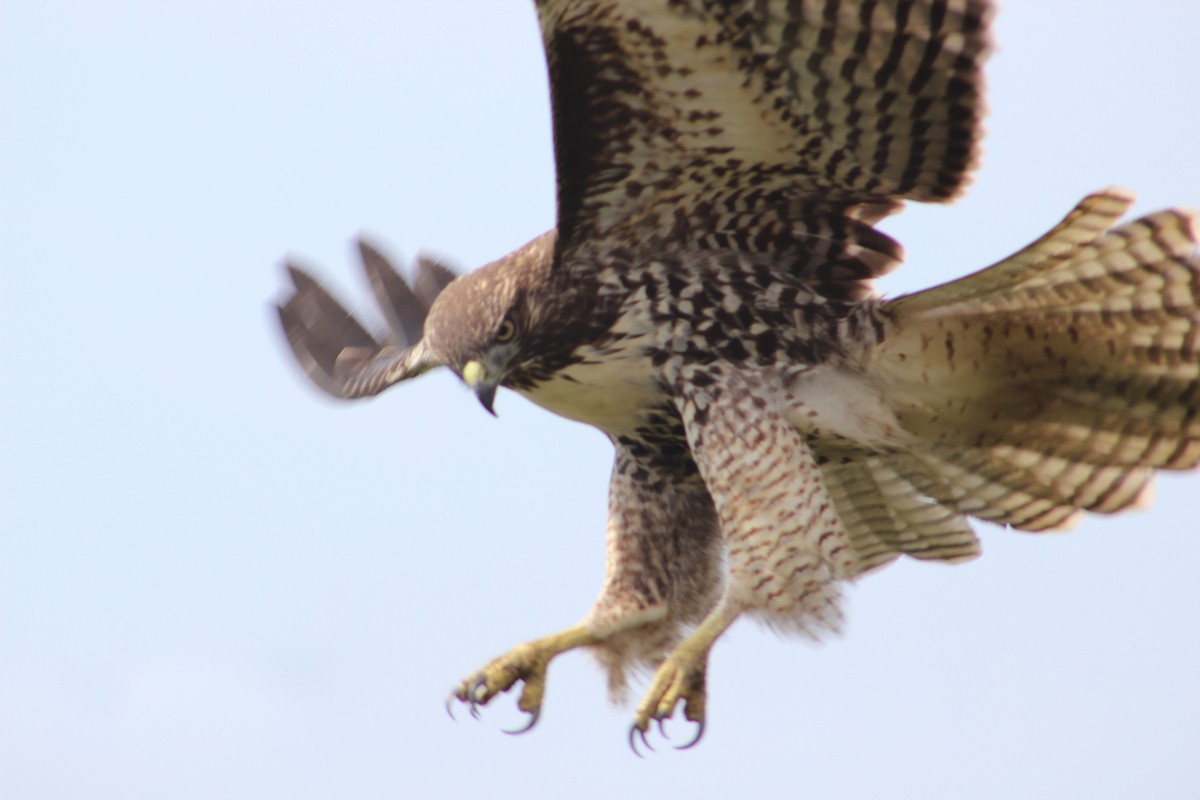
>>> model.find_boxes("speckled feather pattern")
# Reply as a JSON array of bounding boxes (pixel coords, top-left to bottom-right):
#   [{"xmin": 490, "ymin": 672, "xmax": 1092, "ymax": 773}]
[
  {"xmin": 539, "ymin": 0, "xmax": 990, "ymax": 296},
  {"xmin": 274, "ymin": 0, "xmax": 1200, "ymax": 736}
]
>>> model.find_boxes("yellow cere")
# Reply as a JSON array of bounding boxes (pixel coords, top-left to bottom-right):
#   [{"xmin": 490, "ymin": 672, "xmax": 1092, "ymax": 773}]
[{"xmin": 461, "ymin": 360, "xmax": 485, "ymax": 388}]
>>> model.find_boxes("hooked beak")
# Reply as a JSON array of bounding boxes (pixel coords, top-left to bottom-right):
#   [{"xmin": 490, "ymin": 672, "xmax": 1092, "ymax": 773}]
[{"xmin": 461, "ymin": 360, "xmax": 498, "ymax": 416}]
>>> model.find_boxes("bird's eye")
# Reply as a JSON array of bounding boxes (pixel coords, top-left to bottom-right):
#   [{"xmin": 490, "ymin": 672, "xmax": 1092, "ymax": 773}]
[{"xmin": 495, "ymin": 318, "xmax": 517, "ymax": 343}]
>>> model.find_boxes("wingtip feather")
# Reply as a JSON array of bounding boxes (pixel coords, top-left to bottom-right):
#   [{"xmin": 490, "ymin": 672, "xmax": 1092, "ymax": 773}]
[{"xmin": 274, "ymin": 237, "xmax": 452, "ymax": 401}]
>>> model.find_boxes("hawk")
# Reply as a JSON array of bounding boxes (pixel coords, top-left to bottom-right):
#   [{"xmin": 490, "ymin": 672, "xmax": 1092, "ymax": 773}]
[{"xmin": 276, "ymin": 0, "xmax": 1200, "ymax": 750}]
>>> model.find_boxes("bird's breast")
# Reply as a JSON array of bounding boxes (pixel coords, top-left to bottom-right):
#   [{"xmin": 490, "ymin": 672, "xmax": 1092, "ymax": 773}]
[{"xmin": 515, "ymin": 341, "xmax": 665, "ymax": 439}]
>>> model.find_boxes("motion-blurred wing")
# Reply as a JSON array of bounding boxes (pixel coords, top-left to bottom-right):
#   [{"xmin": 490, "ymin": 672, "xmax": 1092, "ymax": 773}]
[{"xmin": 276, "ymin": 240, "xmax": 451, "ymax": 399}]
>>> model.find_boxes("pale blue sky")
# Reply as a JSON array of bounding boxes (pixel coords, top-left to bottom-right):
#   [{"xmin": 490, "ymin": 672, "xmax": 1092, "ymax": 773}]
[{"xmin": 2, "ymin": 2, "xmax": 1198, "ymax": 798}]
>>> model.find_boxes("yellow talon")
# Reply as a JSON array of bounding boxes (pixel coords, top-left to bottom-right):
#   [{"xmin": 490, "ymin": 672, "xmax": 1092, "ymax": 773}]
[
  {"xmin": 631, "ymin": 650, "xmax": 708, "ymax": 744},
  {"xmin": 450, "ymin": 624, "xmax": 595, "ymax": 733},
  {"xmin": 628, "ymin": 601, "xmax": 739, "ymax": 753}
]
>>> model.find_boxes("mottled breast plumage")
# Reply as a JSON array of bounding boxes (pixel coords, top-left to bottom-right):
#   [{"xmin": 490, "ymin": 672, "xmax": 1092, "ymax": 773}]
[{"xmin": 274, "ymin": 0, "xmax": 1198, "ymax": 749}]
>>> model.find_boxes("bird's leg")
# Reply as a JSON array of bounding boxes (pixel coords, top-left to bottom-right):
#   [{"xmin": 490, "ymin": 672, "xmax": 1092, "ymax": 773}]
[
  {"xmin": 629, "ymin": 598, "xmax": 740, "ymax": 751},
  {"xmin": 625, "ymin": 368, "xmax": 856, "ymax": 752},
  {"xmin": 450, "ymin": 624, "xmax": 597, "ymax": 731}
]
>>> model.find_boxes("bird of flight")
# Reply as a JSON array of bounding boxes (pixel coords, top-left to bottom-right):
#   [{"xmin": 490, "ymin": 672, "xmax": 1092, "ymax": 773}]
[{"xmin": 276, "ymin": 0, "xmax": 1200, "ymax": 752}]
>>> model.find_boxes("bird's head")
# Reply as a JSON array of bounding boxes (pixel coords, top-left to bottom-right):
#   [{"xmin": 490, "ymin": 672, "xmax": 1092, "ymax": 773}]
[
  {"xmin": 423, "ymin": 231, "xmax": 557, "ymax": 414},
  {"xmin": 276, "ymin": 230, "xmax": 560, "ymax": 411}
]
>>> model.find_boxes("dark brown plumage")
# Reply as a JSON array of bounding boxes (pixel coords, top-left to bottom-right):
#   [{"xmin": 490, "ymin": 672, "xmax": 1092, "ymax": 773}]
[{"xmin": 275, "ymin": 0, "xmax": 1200, "ymax": 751}]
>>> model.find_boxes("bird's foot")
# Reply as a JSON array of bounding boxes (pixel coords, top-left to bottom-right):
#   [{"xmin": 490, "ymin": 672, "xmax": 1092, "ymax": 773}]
[
  {"xmin": 448, "ymin": 625, "xmax": 593, "ymax": 734},
  {"xmin": 628, "ymin": 649, "xmax": 708, "ymax": 755}
]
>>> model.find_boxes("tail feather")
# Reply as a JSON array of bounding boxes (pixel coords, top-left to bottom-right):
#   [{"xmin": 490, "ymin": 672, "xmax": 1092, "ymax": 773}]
[
  {"xmin": 890, "ymin": 189, "xmax": 1194, "ymax": 313},
  {"xmin": 909, "ymin": 445, "xmax": 1154, "ymax": 529},
  {"xmin": 980, "ymin": 445, "xmax": 1154, "ymax": 515},
  {"xmin": 898, "ymin": 378, "xmax": 1200, "ymax": 469},
  {"xmin": 821, "ymin": 455, "xmax": 981, "ymax": 576},
  {"xmin": 868, "ymin": 189, "xmax": 1200, "ymax": 535},
  {"xmin": 902, "ymin": 448, "xmax": 1085, "ymax": 531}
]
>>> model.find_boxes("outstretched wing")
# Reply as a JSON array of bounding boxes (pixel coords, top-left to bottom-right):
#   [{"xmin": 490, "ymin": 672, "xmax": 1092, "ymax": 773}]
[
  {"xmin": 276, "ymin": 240, "xmax": 455, "ymax": 399},
  {"xmin": 536, "ymin": 0, "xmax": 992, "ymax": 289}
]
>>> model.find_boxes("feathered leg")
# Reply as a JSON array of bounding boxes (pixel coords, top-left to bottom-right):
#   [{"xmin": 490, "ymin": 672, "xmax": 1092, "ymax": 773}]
[
  {"xmin": 585, "ymin": 444, "xmax": 723, "ymax": 699},
  {"xmin": 451, "ymin": 441, "xmax": 723, "ymax": 729},
  {"xmin": 630, "ymin": 364, "xmax": 855, "ymax": 747}
]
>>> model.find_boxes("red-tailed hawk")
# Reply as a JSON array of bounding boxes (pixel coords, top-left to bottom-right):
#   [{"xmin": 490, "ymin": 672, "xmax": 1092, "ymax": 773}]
[{"xmin": 276, "ymin": 0, "xmax": 1200, "ymax": 751}]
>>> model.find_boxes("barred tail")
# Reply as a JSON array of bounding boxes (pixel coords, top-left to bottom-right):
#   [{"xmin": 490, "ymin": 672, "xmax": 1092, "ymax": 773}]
[{"xmin": 866, "ymin": 188, "xmax": 1200, "ymax": 538}]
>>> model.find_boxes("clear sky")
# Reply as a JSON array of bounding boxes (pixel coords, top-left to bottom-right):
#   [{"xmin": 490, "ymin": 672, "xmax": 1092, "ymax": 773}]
[{"xmin": 2, "ymin": 2, "xmax": 1198, "ymax": 798}]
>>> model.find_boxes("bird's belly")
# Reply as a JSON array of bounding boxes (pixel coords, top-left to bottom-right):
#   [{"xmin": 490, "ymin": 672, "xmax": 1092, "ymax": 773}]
[
  {"xmin": 783, "ymin": 364, "xmax": 912, "ymax": 449},
  {"xmin": 516, "ymin": 357, "xmax": 664, "ymax": 438}
]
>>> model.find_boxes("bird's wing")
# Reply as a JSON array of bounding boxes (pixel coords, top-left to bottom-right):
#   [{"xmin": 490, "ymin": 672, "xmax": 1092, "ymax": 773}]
[
  {"xmin": 276, "ymin": 240, "xmax": 449, "ymax": 399},
  {"xmin": 535, "ymin": 0, "xmax": 992, "ymax": 289}
]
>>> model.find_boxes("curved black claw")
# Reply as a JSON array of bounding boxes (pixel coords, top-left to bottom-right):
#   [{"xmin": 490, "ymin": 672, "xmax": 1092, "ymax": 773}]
[
  {"xmin": 627, "ymin": 724, "xmax": 656, "ymax": 758},
  {"xmin": 502, "ymin": 707, "xmax": 541, "ymax": 736},
  {"xmin": 447, "ymin": 678, "xmax": 486, "ymax": 722},
  {"xmin": 675, "ymin": 717, "xmax": 706, "ymax": 750},
  {"xmin": 465, "ymin": 676, "xmax": 492, "ymax": 720},
  {"xmin": 628, "ymin": 709, "xmax": 706, "ymax": 755}
]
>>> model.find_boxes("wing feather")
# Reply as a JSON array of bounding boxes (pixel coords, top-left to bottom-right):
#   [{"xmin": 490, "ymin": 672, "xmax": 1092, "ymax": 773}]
[
  {"xmin": 536, "ymin": 0, "xmax": 992, "ymax": 279},
  {"xmin": 276, "ymin": 239, "xmax": 451, "ymax": 399}
]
